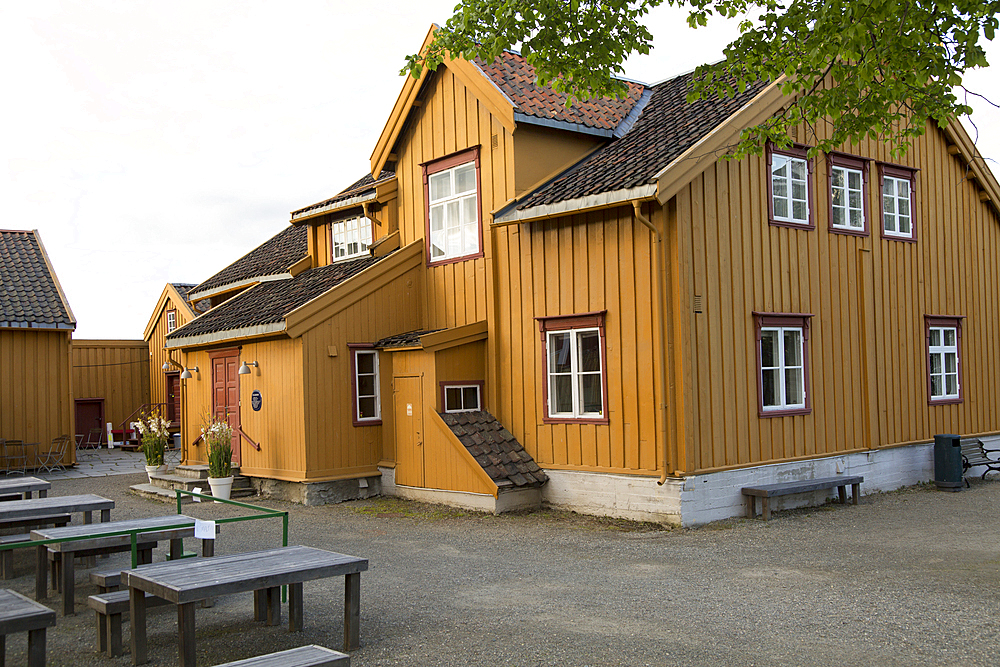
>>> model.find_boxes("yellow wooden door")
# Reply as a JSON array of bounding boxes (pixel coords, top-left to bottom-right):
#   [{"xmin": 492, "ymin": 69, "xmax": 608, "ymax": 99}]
[{"xmin": 394, "ymin": 376, "xmax": 424, "ymax": 487}]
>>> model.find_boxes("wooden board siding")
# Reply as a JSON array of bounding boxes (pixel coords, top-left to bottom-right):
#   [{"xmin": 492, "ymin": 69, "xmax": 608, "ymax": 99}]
[
  {"xmin": 671, "ymin": 119, "xmax": 1000, "ymax": 474},
  {"xmin": 492, "ymin": 207, "xmax": 665, "ymax": 475},
  {"xmin": 512, "ymin": 124, "xmax": 603, "ymax": 197},
  {"xmin": 434, "ymin": 341, "xmax": 486, "ymax": 412},
  {"xmin": 0, "ymin": 329, "xmax": 73, "ymax": 449},
  {"xmin": 393, "ymin": 65, "xmax": 508, "ymax": 332},
  {"xmin": 299, "ymin": 269, "xmax": 423, "ymax": 481},
  {"xmin": 147, "ymin": 293, "xmax": 196, "ymax": 409},
  {"xmin": 71, "ymin": 340, "xmax": 150, "ymax": 433}
]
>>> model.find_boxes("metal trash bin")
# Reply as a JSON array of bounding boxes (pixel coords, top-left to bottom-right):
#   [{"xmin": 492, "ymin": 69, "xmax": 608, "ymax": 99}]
[{"xmin": 934, "ymin": 434, "xmax": 963, "ymax": 491}]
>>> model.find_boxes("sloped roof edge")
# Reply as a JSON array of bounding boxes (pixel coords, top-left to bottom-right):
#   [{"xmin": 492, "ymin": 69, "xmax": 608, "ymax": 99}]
[
  {"xmin": 143, "ymin": 283, "xmax": 198, "ymax": 341},
  {"xmin": 494, "ymin": 184, "xmax": 657, "ymax": 225},
  {"xmin": 165, "ymin": 321, "xmax": 287, "ymax": 350},
  {"xmin": 32, "ymin": 230, "xmax": 76, "ymax": 327},
  {"xmin": 187, "ymin": 273, "xmax": 291, "ymax": 302}
]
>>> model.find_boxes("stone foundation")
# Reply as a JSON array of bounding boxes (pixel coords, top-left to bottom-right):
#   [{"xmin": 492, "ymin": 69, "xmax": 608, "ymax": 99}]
[{"xmin": 248, "ymin": 475, "xmax": 382, "ymax": 506}]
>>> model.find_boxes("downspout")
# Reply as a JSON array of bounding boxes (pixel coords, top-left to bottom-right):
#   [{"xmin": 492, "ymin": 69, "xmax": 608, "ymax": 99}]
[{"xmin": 631, "ymin": 202, "xmax": 672, "ymax": 485}]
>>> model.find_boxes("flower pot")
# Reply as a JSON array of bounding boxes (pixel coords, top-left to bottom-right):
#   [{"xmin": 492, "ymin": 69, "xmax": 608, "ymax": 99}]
[
  {"xmin": 208, "ymin": 476, "xmax": 233, "ymax": 503},
  {"xmin": 145, "ymin": 464, "xmax": 166, "ymax": 483}
]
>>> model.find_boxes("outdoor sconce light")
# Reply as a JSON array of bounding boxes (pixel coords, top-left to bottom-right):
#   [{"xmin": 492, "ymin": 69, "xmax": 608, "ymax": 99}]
[
  {"xmin": 238, "ymin": 360, "xmax": 259, "ymax": 375},
  {"xmin": 161, "ymin": 362, "xmax": 171, "ymax": 371},
  {"xmin": 180, "ymin": 366, "xmax": 199, "ymax": 380}
]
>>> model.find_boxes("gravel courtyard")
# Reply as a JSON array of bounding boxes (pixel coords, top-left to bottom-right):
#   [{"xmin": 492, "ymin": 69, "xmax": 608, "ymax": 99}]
[{"xmin": 4, "ymin": 471, "xmax": 997, "ymax": 666}]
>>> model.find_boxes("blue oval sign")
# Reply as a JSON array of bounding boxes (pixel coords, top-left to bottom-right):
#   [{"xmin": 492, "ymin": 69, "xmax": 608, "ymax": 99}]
[{"xmin": 251, "ymin": 390, "xmax": 262, "ymax": 412}]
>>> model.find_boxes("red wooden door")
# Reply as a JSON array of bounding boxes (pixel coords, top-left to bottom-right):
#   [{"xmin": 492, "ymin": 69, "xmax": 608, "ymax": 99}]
[
  {"xmin": 74, "ymin": 399, "xmax": 105, "ymax": 443},
  {"xmin": 166, "ymin": 373, "xmax": 181, "ymax": 424},
  {"xmin": 210, "ymin": 350, "xmax": 241, "ymax": 466}
]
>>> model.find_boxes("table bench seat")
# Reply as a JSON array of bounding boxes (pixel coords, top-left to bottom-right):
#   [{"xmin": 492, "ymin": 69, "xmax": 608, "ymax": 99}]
[
  {"xmin": 0, "ymin": 588, "xmax": 55, "ymax": 667},
  {"xmin": 960, "ymin": 439, "xmax": 1000, "ymax": 484},
  {"xmin": 212, "ymin": 645, "xmax": 349, "ymax": 667},
  {"xmin": 0, "ymin": 515, "xmax": 71, "ymax": 580},
  {"xmin": 88, "ymin": 590, "xmax": 171, "ymax": 658},
  {"xmin": 742, "ymin": 475, "xmax": 863, "ymax": 520}
]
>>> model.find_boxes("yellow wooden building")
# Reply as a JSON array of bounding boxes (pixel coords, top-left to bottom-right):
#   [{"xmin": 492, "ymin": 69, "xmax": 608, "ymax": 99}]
[
  {"xmin": 71, "ymin": 340, "xmax": 150, "ymax": 444},
  {"xmin": 168, "ymin": 27, "xmax": 1000, "ymax": 523},
  {"xmin": 0, "ymin": 229, "xmax": 76, "ymax": 467}
]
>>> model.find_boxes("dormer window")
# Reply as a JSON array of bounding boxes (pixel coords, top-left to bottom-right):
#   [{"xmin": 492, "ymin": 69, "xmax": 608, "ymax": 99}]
[
  {"xmin": 331, "ymin": 216, "xmax": 373, "ymax": 262},
  {"xmin": 423, "ymin": 147, "xmax": 483, "ymax": 265}
]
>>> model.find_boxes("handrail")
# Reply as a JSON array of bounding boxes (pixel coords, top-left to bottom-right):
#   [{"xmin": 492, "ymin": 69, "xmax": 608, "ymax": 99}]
[
  {"xmin": 191, "ymin": 427, "xmax": 261, "ymax": 452},
  {"xmin": 118, "ymin": 403, "xmax": 167, "ymax": 443}
]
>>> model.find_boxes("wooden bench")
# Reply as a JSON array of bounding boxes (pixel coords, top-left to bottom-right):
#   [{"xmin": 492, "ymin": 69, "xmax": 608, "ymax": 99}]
[
  {"xmin": 743, "ymin": 475, "xmax": 863, "ymax": 520},
  {"xmin": 212, "ymin": 645, "xmax": 350, "ymax": 666},
  {"xmin": 0, "ymin": 514, "xmax": 71, "ymax": 580},
  {"xmin": 88, "ymin": 589, "xmax": 170, "ymax": 658},
  {"xmin": 0, "ymin": 588, "xmax": 56, "ymax": 666},
  {"xmin": 960, "ymin": 439, "xmax": 1000, "ymax": 485}
]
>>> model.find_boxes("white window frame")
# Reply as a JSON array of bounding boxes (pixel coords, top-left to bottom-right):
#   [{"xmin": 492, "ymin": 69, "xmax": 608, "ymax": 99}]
[
  {"xmin": 771, "ymin": 151, "xmax": 810, "ymax": 225},
  {"xmin": 166, "ymin": 310, "xmax": 177, "ymax": 333},
  {"xmin": 882, "ymin": 175, "xmax": 913, "ymax": 239},
  {"xmin": 830, "ymin": 165, "xmax": 865, "ymax": 231},
  {"xmin": 545, "ymin": 327, "xmax": 604, "ymax": 419},
  {"xmin": 331, "ymin": 216, "xmax": 373, "ymax": 262},
  {"xmin": 928, "ymin": 326, "xmax": 960, "ymax": 401},
  {"xmin": 353, "ymin": 349, "xmax": 380, "ymax": 423},
  {"xmin": 443, "ymin": 384, "xmax": 482, "ymax": 413},
  {"xmin": 759, "ymin": 326, "xmax": 806, "ymax": 412},
  {"xmin": 427, "ymin": 160, "xmax": 479, "ymax": 263}
]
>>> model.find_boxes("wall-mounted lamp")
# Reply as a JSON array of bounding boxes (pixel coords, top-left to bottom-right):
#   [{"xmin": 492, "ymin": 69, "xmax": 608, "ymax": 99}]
[
  {"xmin": 161, "ymin": 362, "xmax": 171, "ymax": 371},
  {"xmin": 238, "ymin": 360, "xmax": 259, "ymax": 375},
  {"xmin": 180, "ymin": 366, "xmax": 199, "ymax": 380}
]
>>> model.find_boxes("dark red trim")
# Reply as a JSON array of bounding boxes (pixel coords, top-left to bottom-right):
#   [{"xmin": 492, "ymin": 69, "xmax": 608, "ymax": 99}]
[
  {"xmin": 536, "ymin": 311, "xmax": 610, "ymax": 424},
  {"xmin": 422, "ymin": 146, "xmax": 485, "ymax": 267},
  {"xmin": 767, "ymin": 143, "xmax": 815, "ymax": 230},
  {"xmin": 924, "ymin": 315, "xmax": 965, "ymax": 405},
  {"xmin": 878, "ymin": 162, "xmax": 919, "ymax": 243},
  {"xmin": 753, "ymin": 312, "xmax": 813, "ymax": 418},
  {"xmin": 438, "ymin": 380, "xmax": 485, "ymax": 413},
  {"xmin": 826, "ymin": 152, "xmax": 870, "ymax": 237},
  {"xmin": 349, "ymin": 343, "xmax": 382, "ymax": 426}
]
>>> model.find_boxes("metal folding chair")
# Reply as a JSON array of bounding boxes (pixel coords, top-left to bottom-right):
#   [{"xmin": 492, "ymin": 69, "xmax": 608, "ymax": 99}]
[
  {"xmin": 2, "ymin": 440, "xmax": 26, "ymax": 476},
  {"xmin": 39, "ymin": 435, "xmax": 71, "ymax": 473},
  {"xmin": 83, "ymin": 428, "xmax": 103, "ymax": 448}
]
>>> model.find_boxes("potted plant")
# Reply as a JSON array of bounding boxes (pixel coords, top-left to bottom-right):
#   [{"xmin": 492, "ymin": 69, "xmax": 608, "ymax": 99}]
[
  {"xmin": 202, "ymin": 416, "xmax": 234, "ymax": 502},
  {"xmin": 136, "ymin": 407, "xmax": 169, "ymax": 482}
]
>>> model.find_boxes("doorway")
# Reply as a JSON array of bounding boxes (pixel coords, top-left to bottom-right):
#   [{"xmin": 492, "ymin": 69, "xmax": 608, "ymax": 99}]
[
  {"xmin": 210, "ymin": 349, "xmax": 241, "ymax": 466},
  {"xmin": 74, "ymin": 398, "xmax": 105, "ymax": 445},
  {"xmin": 165, "ymin": 373, "xmax": 181, "ymax": 425},
  {"xmin": 393, "ymin": 376, "xmax": 424, "ymax": 487}
]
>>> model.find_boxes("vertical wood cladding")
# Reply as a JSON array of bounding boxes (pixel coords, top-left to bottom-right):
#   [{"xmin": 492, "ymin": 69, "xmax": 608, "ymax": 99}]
[
  {"xmin": 147, "ymin": 294, "xmax": 196, "ymax": 409},
  {"xmin": 0, "ymin": 329, "xmax": 73, "ymax": 448},
  {"xmin": 71, "ymin": 340, "xmax": 151, "ymax": 431}
]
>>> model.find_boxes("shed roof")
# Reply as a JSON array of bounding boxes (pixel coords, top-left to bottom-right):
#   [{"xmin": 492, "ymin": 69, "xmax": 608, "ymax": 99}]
[
  {"xmin": 441, "ymin": 411, "xmax": 548, "ymax": 490},
  {"xmin": 498, "ymin": 70, "xmax": 767, "ymax": 218},
  {"xmin": 166, "ymin": 253, "xmax": 390, "ymax": 346},
  {"xmin": 0, "ymin": 229, "xmax": 75, "ymax": 330},
  {"xmin": 291, "ymin": 170, "xmax": 396, "ymax": 220},
  {"xmin": 188, "ymin": 224, "xmax": 307, "ymax": 300},
  {"xmin": 374, "ymin": 329, "xmax": 443, "ymax": 349}
]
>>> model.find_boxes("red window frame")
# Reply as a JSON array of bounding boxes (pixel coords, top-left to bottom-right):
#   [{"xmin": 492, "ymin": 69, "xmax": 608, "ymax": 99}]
[
  {"xmin": 536, "ymin": 310, "xmax": 609, "ymax": 425},
  {"xmin": 767, "ymin": 143, "xmax": 815, "ymax": 230},
  {"xmin": 348, "ymin": 343, "xmax": 382, "ymax": 426},
  {"xmin": 879, "ymin": 162, "xmax": 919, "ymax": 243},
  {"xmin": 753, "ymin": 312, "xmax": 813, "ymax": 417},
  {"xmin": 924, "ymin": 315, "xmax": 964, "ymax": 405},
  {"xmin": 439, "ymin": 380, "xmax": 485, "ymax": 414},
  {"xmin": 421, "ymin": 146, "xmax": 484, "ymax": 267},
  {"xmin": 826, "ymin": 152, "xmax": 870, "ymax": 237}
]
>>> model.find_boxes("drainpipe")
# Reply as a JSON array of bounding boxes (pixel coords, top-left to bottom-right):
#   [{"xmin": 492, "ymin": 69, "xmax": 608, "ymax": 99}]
[{"xmin": 631, "ymin": 202, "xmax": 672, "ymax": 484}]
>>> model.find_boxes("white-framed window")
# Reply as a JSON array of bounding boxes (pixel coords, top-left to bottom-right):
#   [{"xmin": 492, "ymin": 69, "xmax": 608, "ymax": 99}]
[
  {"xmin": 166, "ymin": 310, "xmax": 177, "ymax": 333},
  {"xmin": 546, "ymin": 328, "xmax": 604, "ymax": 419},
  {"xmin": 443, "ymin": 384, "xmax": 481, "ymax": 413},
  {"xmin": 754, "ymin": 312, "xmax": 812, "ymax": 417},
  {"xmin": 332, "ymin": 216, "xmax": 373, "ymax": 261},
  {"xmin": 351, "ymin": 348, "xmax": 380, "ymax": 424},
  {"xmin": 831, "ymin": 166, "xmax": 865, "ymax": 231},
  {"xmin": 425, "ymin": 149, "xmax": 480, "ymax": 263},
  {"xmin": 926, "ymin": 317, "xmax": 962, "ymax": 403},
  {"xmin": 770, "ymin": 146, "xmax": 811, "ymax": 226},
  {"xmin": 881, "ymin": 163, "xmax": 917, "ymax": 241}
]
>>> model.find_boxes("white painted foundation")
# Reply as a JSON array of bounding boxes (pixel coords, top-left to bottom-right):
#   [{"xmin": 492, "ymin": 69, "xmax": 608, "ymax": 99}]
[
  {"xmin": 542, "ymin": 442, "xmax": 958, "ymax": 527},
  {"xmin": 379, "ymin": 466, "xmax": 542, "ymax": 514}
]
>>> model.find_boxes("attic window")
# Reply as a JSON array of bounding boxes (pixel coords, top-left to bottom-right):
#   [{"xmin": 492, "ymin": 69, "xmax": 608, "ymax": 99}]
[
  {"xmin": 423, "ymin": 147, "xmax": 483, "ymax": 265},
  {"xmin": 166, "ymin": 309, "xmax": 177, "ymax": 333},
  {"xmin": 332, "ymin": 216, "xmax": 373, "ymax": 261}
]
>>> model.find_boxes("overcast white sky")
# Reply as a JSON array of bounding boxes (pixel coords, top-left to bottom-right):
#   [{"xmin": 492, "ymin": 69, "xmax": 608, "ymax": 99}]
[{"xmin": 2, "ymin": 2, "xmax": 998, "ymax": 339}]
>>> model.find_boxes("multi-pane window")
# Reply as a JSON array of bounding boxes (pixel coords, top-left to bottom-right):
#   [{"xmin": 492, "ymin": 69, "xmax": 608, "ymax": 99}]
[
  {"xmin": 166, "ymin": 310, "xmax": 177, "ymax": 333},
  {"xmin": 770, "ymin": 148, "xmax": 810, "ymax": 226},
  {"xmin": 352, "ymin": 348, "xmax": 380, "ymax": 424},
  {"xmin": 443, "ymin": 384, "xmax": 481, "ymax": 413},
  {"xmin": 426, "ymin": 152, "xmax": 480, "ymax": 263},
  {"xmin": 926, "ymin": 317, "xmax": 962, "ymax": 403},
  {"xmin": 537, "ymin": 311, "xmax": 608, "ymax": 423},
  {"xmin": 754, "ymin": 313, "xmax": 812, "ymax": 416},
  {"xmin": 332, "ymin": 216, "xmax": 372, "ymax": 261},
  {"xmin": 830, "ymin": 171, "xmax": 864, "ymax": 232},
  {"xmin": 881, "ymin": 165, "xmax": 916, "ymax": 240}
]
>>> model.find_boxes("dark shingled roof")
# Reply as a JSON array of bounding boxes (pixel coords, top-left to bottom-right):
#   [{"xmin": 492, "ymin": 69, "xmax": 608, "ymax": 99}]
[
  {"xmin": 476, "ymin": 51, "xmax": 645, "ymax": 132},
  {"xmin": 0, "ymin": 230, "xmax": 74, "ymax": 329},
  {"xmin": 292, "ymin": 170, "xmax": 396, "ymax": 218},
  {"xmin": 440, "ymin": 411, "xmax": 548, "ymax": 490},
  {"xmin": 170, "ymin": 283, "xmax": 210, "ymax": 314},
  {"xmin": 374, "ymin": 329, "xmax": 443, "ymax": 348},
  {"xmin": 515, "ymin": 71, "xmax": 767, "ymax": 210},
  {"xmin": 189, "ymin": 224, "xmax": 307, "ymax": 297},
  {"xmin": 167, "ymin": 254, "xmax": 388, "ymax": 342}
]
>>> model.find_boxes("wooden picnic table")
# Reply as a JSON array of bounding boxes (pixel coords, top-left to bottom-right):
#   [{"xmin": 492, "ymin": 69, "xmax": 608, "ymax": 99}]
[
  {"xmin": 124, "ymin": 545, "xmax": 369, "ymax": 666},
  {"xmin": 0, "ymin": 476, "xmax": 50, "ymax": 500},
  {"xmin": 32, "ymin": 515, "xmax": 216, "ymax": 616},
  {"xmin": 0, "ymin": 494, "xmax": 113, "ymax": 526},
  {"xmin": 0, "ymin": 588, "xmax": 56, "ymax": 666}
]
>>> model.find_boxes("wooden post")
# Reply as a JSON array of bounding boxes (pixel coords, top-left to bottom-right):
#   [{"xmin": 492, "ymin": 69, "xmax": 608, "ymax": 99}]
[
  {"xmin": 177, "ymin": 602, "xmax": 196, "ymax": 667},
  {"xmin": 26, "ymin": 627, "xmax": 45, "ymax": 667},
  {"xmin": 345, "ymin": 572, "xmax": 361, "ymax": 650},
  {"xmin": 288, "ymin": 582, "xmax": 303, "ymax": 632},
  {"xmin": 60, "ymin": 550, "xmax": 75, "ymax": 616},
  {"xmin": 130, "ymin": 587, "xmax": 147, "ymax": 666},
  {"xmin": 34, "ymin": 546, "xmax": 46, "ymax": 601},
  {"xmin": 265, "ymin": 587, "xmax": 281, "ymax": 626}
]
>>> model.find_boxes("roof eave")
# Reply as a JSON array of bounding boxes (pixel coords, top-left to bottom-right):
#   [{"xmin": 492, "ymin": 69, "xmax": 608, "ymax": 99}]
[
  {"xmin": 493, "ymin": 184, "xmax": 658, "ymax": 225},
  {"xmin": 290, "ymin": 190, "xmax": 378, "ymax": 224},
  {"xmin": 187, "ymin": 273, "xmax": 291, "ymax": 302},
  {"xmin": 165, "ymin": 321, "xmax": 287, "ymax": 350}
]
